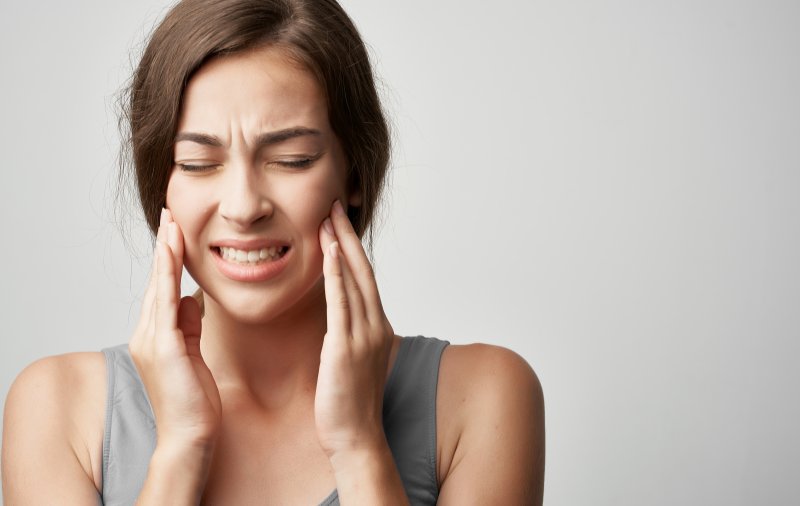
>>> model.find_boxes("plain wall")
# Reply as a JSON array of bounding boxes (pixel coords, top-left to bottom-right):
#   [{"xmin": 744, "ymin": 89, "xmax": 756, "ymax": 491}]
[{"xmin": 1, "ymin": 1, "xmax": 798, "ymax": 504}]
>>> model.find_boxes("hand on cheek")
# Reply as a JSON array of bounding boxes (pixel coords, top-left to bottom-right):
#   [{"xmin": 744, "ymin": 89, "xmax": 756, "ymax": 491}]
[
  {"xmin": 128, "ymin": 208, "xmax": 222, "ymax": 452},
  {"xmin": 314, "ymin": 199, "xmax": 396, "ymax": 461}
]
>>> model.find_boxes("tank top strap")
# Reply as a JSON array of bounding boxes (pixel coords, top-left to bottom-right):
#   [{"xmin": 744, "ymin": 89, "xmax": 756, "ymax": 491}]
[
  {"xmin": 100, "ymin": 343, "xmax": 156, "ymax": 505},
  {"xmin": 381, "ymin": 335, "xmax": 450, "ymax": 505}
]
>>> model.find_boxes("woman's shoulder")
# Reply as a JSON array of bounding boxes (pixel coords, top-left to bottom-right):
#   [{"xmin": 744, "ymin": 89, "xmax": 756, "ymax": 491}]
[
  {"xmin": 435, "ymin": 341, "xmax": 545, "ymax": 503},
  {"xmin": 439, "ymin": 341, "xmax": 543, "ymax": 406},
  {"xmin": 3, "ymin": 350, "xmax": 107, "ymax": 495},
  {"xmin": 7, "ymin": 350, "xmax": 107, "ymax": 408}
]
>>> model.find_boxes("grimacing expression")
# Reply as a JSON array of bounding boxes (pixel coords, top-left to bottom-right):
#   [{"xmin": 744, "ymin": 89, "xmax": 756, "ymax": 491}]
[{"xmin": 166, "ymin": 46, "xmax": 360, "ymax": 325}]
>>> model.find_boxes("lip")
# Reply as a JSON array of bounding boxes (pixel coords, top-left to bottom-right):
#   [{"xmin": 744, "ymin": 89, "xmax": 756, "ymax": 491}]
[{"xmin": 211, "ymin": 244, "xmax": 292, "ymax": 282}]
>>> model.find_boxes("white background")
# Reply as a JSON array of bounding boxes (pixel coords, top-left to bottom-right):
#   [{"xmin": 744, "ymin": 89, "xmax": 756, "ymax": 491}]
[{"xmin": 1, "ymin": 1, "xmax": 799, "ymax": 504}]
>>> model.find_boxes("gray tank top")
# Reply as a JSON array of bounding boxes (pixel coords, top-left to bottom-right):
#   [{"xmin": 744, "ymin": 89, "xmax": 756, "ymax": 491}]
[{"xmin": 99, "ymin": 335, "xmax": 449, "ymax": 505}]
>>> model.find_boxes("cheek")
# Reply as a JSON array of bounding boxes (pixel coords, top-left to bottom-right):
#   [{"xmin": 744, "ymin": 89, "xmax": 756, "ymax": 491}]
[
  {"xmin": 295, "ymin": 170, "xmax": 347, "ymax": 225},
  {"xmin": 164, "ymin": 173, "xmax": 182, "ymax": 217},
  {"xmin": 165, "ymin": 177, "xmax": 212, "ymax": 256}
]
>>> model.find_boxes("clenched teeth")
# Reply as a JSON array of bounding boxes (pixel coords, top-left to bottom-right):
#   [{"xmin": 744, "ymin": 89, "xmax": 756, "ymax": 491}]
[{"xmin": 219, "ymin": 246, "xmax": 288, "ymax": 264}]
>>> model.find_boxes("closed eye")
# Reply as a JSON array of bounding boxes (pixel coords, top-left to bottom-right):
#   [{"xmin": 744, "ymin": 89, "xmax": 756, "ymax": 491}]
[
  {"xmin": 176, "ymin": 153, "xmax": 321, "ymax": 172},
  {"xmin": 277, "ymin": 158, "xmax": 314, "ymax": 168},
  {"xmin": 273, "ymin": 151, "xmax": 324, "ymax": 168},
  {"xmin": 178, "ymin": 163, "xmax": 218, "ymax": 172}
]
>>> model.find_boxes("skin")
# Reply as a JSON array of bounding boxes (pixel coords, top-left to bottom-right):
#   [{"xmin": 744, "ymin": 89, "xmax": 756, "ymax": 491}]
[{"xmin": 2, "ymin": 46, "xmax": 545, "ymax": 505}]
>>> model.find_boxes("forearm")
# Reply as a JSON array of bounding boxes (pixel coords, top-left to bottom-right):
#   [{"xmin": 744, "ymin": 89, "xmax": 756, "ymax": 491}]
[
  {"xmin": 330, "ymin": 440, "xmax": 409, "ymax": 506},
  {"xmin": 136, "ymin": 442, "xmax": 214, "ymax": 505}
]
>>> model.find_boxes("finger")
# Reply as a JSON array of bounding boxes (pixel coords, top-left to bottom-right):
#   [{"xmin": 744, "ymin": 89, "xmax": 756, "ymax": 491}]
[
  {"xmin": 164, "ymin": 208, "xmax": 185, "ymax": 301},
  {"xmin": 322, "ymin": 240, "xmax": 350, "ymax": 336},
  {"xmin": 136, "ymin": 251, "xmax": 158, "ymax": 340},
  {"xmin": 320, "ymin": 217, "xmax": 367, "ymax": 334},
  {"xmin": 328, "ymin": 200, "xmax": 385, "ymax": 324},
  {"xmin": 167, "ymin": 223, "xmax": 183, "ymax": 300},
  {"xmin": 144, "ymin": 209, "xmax": 170, "ymax": 304},
  {"xmin": 134, "ymin": 214, "xmax": 167, "ymax": 346},
  {"xmin": 338, "ymin": 242, "xmax": 368, "ymax": 337},
  {"xmin": 142, "ymin": 211, "xmax": 167, "ymax": 307},
  {"xmin": 137, "ymin": 238, "xmax": 162, "ymax": 356},
  {"xmin": 154, "ymin": 239, "xmax": 179, "ymax": 333}
]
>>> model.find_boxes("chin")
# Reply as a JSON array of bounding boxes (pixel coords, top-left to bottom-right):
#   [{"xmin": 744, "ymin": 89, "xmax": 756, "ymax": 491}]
[
  {"xmin": 206, "ymin": 288, "xmax": 291, "ymax": 323},
  {"xmin": 200, "ymin": 273, "xmax": 326, "ymax": 326}
]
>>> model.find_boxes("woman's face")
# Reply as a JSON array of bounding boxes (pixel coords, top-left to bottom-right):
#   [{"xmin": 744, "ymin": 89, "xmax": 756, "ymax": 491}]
[{"xmin": 166, "ymin": 46, "xmax": 357, "ymax": 324}]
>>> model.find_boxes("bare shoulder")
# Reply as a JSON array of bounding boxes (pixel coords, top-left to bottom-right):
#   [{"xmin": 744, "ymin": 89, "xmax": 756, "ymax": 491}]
[
  {"xmin": 436, "ymin": 342, "xmax": 545, "ymax": 505},
  {"xmin": 439, "ymin": 342, "xmax": 543, "ymax": 395},
  {"xmin": 2, "ymin": 351, "xmax": 107, "ymax": 501}
]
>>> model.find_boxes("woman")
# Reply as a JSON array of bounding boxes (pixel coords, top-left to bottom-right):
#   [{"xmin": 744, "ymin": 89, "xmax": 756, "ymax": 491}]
[{"xmin": 2, "ymin": 0, "xmax": 545, "ymax": 504}]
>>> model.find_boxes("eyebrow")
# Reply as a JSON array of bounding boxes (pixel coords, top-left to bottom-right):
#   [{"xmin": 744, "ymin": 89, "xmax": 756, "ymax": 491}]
[{"xmin": 174, "ymin": 127, "xmax": 322, "ymax": 147}]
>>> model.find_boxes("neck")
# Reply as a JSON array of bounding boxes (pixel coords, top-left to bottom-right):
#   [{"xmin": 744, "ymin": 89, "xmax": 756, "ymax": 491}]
[{"xmin": 198, "ymin": 278, "xmax": 328, "ymax": 412}]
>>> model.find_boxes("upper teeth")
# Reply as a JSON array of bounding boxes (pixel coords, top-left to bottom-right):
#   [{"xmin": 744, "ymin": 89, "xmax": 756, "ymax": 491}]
[{"xmin": 219, "ymin": 246, "xmax": 285, "ymax": 262}]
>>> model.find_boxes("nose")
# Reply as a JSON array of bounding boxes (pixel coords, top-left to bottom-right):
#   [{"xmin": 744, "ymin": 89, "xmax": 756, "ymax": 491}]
[{"xmin": 217, "ymin": 162, "xmax": 273, "ymax": 229}]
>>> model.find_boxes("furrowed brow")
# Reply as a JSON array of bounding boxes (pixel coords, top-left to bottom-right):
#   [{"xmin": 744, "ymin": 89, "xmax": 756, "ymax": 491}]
[
  {"xmin": 173, "ymin": 132, "xmax": 223, "ymax": 147},
  {"xmin": 254, "ymin": 127, "xmax": 322, "ymax": 146},
  {"xmin": 174, "ymin": 127, "xmax": 322, "ymax": 148}
]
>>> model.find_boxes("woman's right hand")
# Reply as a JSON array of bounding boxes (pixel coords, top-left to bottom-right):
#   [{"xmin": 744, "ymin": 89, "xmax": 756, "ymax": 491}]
[{"xmin": 129, "ymin": 207, "xmax": 222, "ymax": 451}]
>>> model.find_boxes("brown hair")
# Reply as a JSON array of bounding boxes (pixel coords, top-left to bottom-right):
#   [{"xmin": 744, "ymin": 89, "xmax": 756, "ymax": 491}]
[{"xmin": 115, "ymin": 0, "xmax": 392, "ymax": 312}]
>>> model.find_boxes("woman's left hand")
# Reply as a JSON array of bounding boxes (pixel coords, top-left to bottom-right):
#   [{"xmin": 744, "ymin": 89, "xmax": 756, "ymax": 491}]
[{"xmin": 315, "ymin": 199, "xmax": 395, "ymax": 461}]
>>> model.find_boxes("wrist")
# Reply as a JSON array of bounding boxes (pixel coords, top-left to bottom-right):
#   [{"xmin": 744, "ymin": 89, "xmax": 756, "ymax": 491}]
[
  {"xmin": 328, "ymin": 433, "xmax": 390, "ymax": 473},
  {"xmin": 153, "ymin": 438, "xmax": 216, "ymax": 473},
  {"xmin": 328, "ymin": 436, "xmax": 410, "ymax": 506},
  {"xmin": 157, "ymin": 428, "xmax": 218, "ymax": 452},
  {"xmin": 137, "ymin": 442, "xmax": 217, "ymax": 504}
]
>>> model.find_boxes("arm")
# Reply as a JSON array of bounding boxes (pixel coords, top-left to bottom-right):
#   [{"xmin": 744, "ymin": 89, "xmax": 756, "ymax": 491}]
[
  {"xmin": 3, "ymin": 212, "xmax": 219, "ymax": 504},
  {"xmin": 329, "ymin": 436, "xmax": 409, "ymax": 506},
  {"xmin": 2, "ymin": 354, "xmax": 104, "ymax": 504},
  {"xmin": 2, "ymin": 354, "xmax": 214, "ymax": 505},
  {"xmin": 437, "ymin": 344, "xmax": 546, "ymax": 505},
  {"xmin": 314, "ymin": 201, "xmax": 411, "ymax": 504},
  {"xmin": 132, "ymin": 211, "xmax": 220, "ymax": 504},
  {"xmin": 135, "ymin": 441, "xmax": 215, "ymax": 505}
]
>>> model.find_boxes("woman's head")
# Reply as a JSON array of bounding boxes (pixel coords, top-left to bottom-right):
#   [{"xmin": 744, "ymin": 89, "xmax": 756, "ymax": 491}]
[
  {"xmin": 166, "ymin": 45, "xmax": 354, "ymax": 323},
  {"xmin": 119, "ymin": 0, "xmax": 390, "ymax": 255}
]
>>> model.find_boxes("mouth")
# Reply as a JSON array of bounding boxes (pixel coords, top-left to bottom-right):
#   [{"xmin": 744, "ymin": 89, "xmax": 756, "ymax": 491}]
[{"xmin": 211, "ymin": 245, "xmax": 291, "ymax": 265}]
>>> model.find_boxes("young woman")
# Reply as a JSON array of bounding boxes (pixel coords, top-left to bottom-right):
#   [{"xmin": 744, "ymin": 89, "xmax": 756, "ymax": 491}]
[{"xmin": 2, "ymin": 0, "xmax": 545, "ymax": 504}]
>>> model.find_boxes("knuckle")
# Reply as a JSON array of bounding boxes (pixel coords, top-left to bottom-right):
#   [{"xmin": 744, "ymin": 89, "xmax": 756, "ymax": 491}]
[
  {"xmin": 348, "ymin": 280, "xmax": 362, "ymax": 296},
  {"xmin": 369, "ymin": 319, "xmax": 387, "ymax": 335},
  {"xmin": 358, "ymin": 263, "xmax": 376, "ymax": 281},
  {"xmin": 155, "ymin": 291, "xmax": 171, "ymax": 307}
]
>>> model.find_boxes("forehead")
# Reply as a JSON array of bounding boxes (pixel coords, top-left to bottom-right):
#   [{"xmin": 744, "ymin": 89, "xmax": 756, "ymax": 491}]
[{"xmin": 177, "ymin": 46, "xmax": 328, "ymax": 136}]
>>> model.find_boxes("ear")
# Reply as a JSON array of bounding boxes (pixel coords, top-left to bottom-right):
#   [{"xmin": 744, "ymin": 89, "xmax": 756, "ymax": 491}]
[{"xmin": 347, "ymin": 190, "xmax": 362, "ymax": 207}]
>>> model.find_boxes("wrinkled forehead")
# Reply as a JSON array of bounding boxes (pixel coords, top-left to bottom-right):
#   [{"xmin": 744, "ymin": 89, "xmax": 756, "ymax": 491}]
[{"xmin": 177, "ymin": 46, "xmax": 330, "ymax": 141}]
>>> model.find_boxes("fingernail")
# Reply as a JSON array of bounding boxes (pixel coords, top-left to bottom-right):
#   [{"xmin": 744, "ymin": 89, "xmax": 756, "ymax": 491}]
[
  {"xmin": 323, "ymin": 217, "xmax": 334, "ymax": 235},
  {"xmin": 160, "ymin": 207, "xmax": 167, "ymax": 226},
  {"xmin": 333, "ymin": 199, "xmax": 345, "ymax": 216}
]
